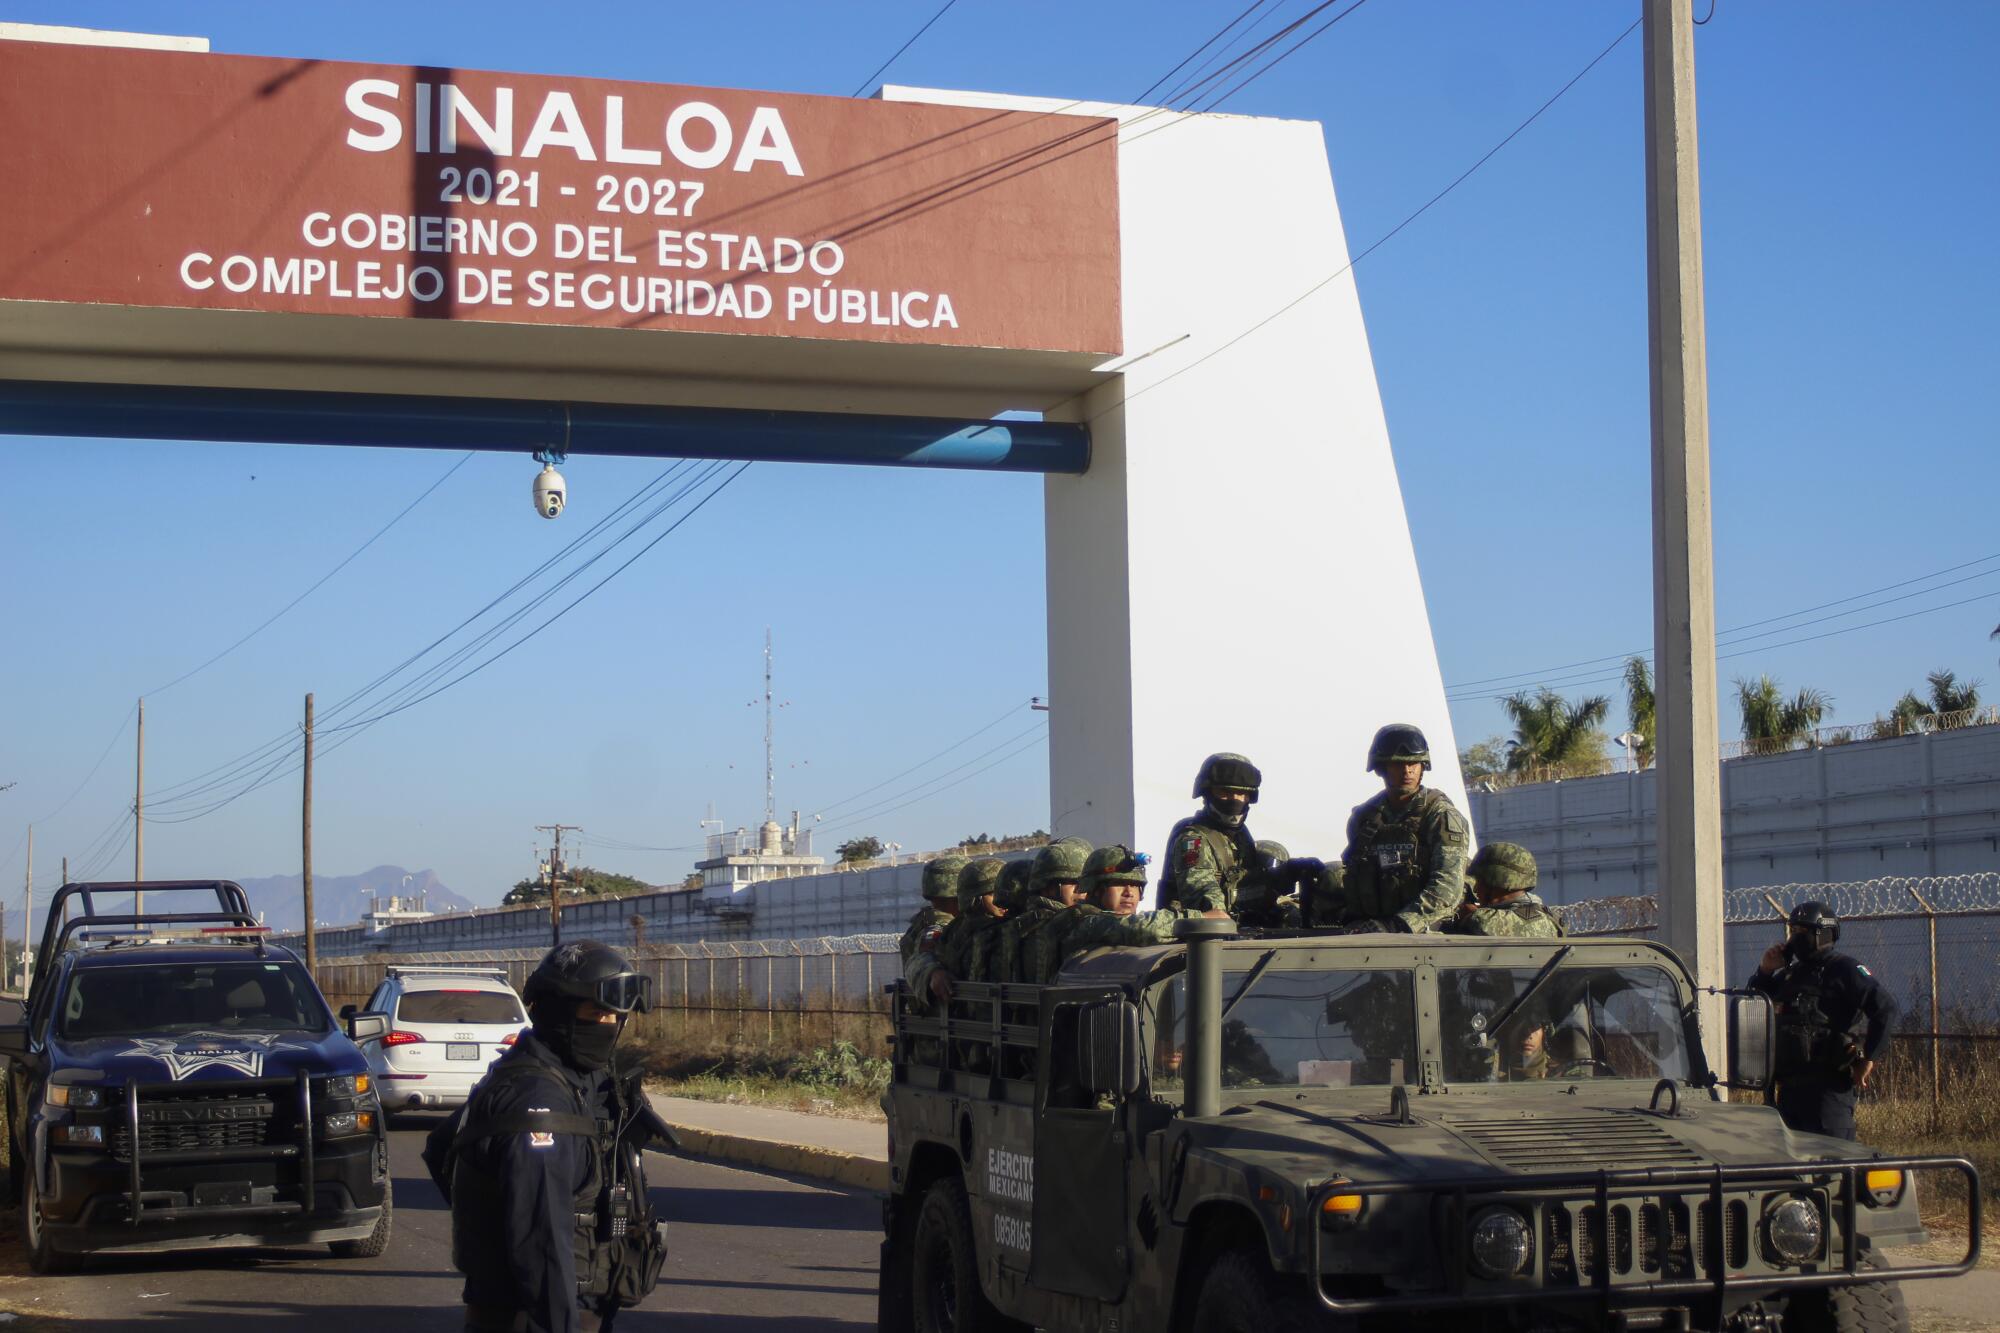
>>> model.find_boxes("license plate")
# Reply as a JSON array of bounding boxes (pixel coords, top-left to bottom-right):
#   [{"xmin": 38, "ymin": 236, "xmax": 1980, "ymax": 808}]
[
  {"xmin": 193, "ymin": 1181, "xmax": 251, "ymax": 1207},
  {"xmin": 447, "ymin": 1042, "xmax": 480, "ymax": 1061}
]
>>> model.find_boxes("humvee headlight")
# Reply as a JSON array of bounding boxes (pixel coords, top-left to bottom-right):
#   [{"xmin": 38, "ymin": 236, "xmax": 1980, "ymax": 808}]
[
  {"xmin": 1764, "ymin": 1198, "xmax": 1824, "ymax": 1264},
  {"xmin": 47, "ymin": 1084, "xmax": 106, "ymax": 1110},
  {"xmin": 1864, "ymin": 1169, "xmax": 1905, "ymax": 1207},
  {"xmin": 1468, "ymin": 1207, "xmax": 1534, "ymax": 1278}
]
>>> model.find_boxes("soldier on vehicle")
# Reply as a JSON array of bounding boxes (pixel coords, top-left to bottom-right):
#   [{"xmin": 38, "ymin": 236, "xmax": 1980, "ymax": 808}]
[
  {"xmin": 1446, "ymin": 843, "xmax": 1562, "ymax": 939},
  {"xmin": 1235, "ymin": 839, "xmax": 1305, "ymax": 929},
  {"xmin": 1158, "ymin": 752, "xmax": 1265, "ymax": 913},
  {"xmin": 999, "ymin": 837, "xmax": 1090, "ymax": 983},
  {"xmin": 424, "ymin": 941, "xmax": 668, "ymax": 1333},
  {"xmin": 1328, "ymin": 723, "xmax": 1470, "ymax": 932},
  {"xmin": 898, "ymin": 853, "xmax": 967, "ymax": 973},
  {"xmin": 1748, "ymin": 901, "xmax": 1898, "ymax": 1140},
  {"xmin": 907, "ymin": 857, "xmax": 1009, "ymax": 1003},
  {"xmin": 1061, "ymin": 846, "xmax": 1224, "ymax": 961}
]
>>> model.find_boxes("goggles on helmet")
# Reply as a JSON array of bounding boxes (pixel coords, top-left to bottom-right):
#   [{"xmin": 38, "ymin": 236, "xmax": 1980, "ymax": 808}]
[{"xmin": 595, "ymin": 972, "xmax": 653, "ymax": 1014}]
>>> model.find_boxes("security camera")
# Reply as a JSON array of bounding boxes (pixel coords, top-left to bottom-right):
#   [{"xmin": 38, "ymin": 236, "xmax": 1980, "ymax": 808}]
[{"xmin": 533, "ymin": 463, "xmax": 566, "ymax": 519}]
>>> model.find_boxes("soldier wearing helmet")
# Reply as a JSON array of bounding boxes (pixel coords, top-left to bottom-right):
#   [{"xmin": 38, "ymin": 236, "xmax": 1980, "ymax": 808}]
[
  {"xmin": 899, "ymin": 852, "xmax": 967, "ymax": 974},
  {"xmin": 1158, "ymin": 753, "xmax": 1266, "ymax": 914},
  {"xmin": 1331, "ymin": 724, "xmax": 1470, "ymax": 933},
  {"xmin": 1446, "ymin": 843, "xmax": 1562, "ymax": 939},
  {"xmin": 1235, "ymin": 839, "xmax": 1304, "ymax": 929},
  {"xmin": 1058, "ymin": 846, "xmax": 1224, "ymax": 968},
  {"xmin": 1748, "ymin": 901, "xmax": 1897, "ymax": 1139},
  {"xmin": 907, "ymin": 857, "xmax": 1009, "ymax": 1004},
  {"xmin": 999, "ymin": 838, "xmax": 1091, "ymax": 983},
  {"xmin": 424, "ymin": 941, "xmax": 668, "ymax": 1333}
]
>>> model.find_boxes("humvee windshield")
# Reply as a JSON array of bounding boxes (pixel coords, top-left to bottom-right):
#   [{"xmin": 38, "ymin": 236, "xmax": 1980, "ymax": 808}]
[
  {"xmin": 1148, "ymin": 968, "xmax": 1422, "ymax": 1090},
  {"xmin": 61, "ymin": 961, "xmax": 330, "ymax": 1038},
  {"xmin": 1438, "ymin": 963, "xmax": 1690, "ymax": 1084}
]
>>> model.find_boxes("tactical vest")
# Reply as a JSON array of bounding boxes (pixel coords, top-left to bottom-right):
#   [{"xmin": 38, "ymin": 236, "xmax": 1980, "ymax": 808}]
[
  {"xmin": 1772, "ymin": 962, "xmax": 1846, "ymax": 1078},
  {"xmin": 439, "ymin": 1053, "xmax": 663, "ymax": 1309},
  {"xmin": 1022, "ymin": 903, "xmax": 1102, "ymax": 984},
  {"xmin": 998, "ymin": 897, "xmax": 1061, "ymax": 983},
  {"xmin": 1348, "ymin": 792, "xmax": 1437, "ymax": 918},
  {"xmin": 1160, "ymin": 815, "xmax": 1255, "ymax": 911}
]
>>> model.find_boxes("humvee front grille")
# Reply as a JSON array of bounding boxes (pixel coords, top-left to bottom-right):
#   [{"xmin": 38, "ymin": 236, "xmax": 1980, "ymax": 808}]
[{"xmin": 1452, "ymin": 1115, "xmax": 1704, "ymax": 1171}]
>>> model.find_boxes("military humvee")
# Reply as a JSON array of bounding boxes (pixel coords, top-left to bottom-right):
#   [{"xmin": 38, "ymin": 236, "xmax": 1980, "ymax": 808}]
[{"xmin": 878, "ymin": 921, "xmax": 1977, "ymax": 1332}]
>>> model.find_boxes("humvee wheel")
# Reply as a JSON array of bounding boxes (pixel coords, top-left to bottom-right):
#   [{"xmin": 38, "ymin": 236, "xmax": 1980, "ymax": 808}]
[
  {"xmin": 910, "ymin": 1176, "xmax": 1021, "ymax": 1333},
  {"xmin": 1785, "ymin": 1253, "xmax": 1909, "ymax": 1333},
  {"xmin": 1191, "ymin": 1249, "xmax": 1322, "ymax": 1333}
]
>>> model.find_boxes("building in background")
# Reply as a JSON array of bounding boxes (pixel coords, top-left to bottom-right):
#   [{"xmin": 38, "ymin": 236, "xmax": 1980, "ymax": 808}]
[{"xmin": 694, "ymin": 814, "xmax": 824, "ymax": 921}]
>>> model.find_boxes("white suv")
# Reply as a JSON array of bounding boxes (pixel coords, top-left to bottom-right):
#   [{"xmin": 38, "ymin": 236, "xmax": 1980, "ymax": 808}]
[{"xmin": 353, "ymin": 967, "xmax": 526, "ymax": 1115}]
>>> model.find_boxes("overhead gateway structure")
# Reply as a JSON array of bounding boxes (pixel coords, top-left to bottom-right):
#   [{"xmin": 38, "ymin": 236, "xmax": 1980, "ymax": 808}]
[{"xmin": 0, "ymin": 26, "xmax": 1465, "ymax": 859}]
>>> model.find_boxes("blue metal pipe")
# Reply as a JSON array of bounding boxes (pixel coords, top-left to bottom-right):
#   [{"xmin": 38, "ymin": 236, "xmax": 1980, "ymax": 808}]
[{"xmin": 0, "ymin": 380, "xmax": 1089, "ymax": 474}]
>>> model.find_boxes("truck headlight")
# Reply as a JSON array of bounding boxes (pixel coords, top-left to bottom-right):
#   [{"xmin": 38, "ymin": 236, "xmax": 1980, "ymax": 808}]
[
  {"xmin": 47, "ymin": 1084, "xmax": 107, "ymax": 1109},
  {"xmin": 1469, "ymin": 1206, "xmax": 1534, "ymax": 1278},
  {"xmin": 324, "ymin": 1074, "xmax": 371, "ymax": 1099},
  {"xmin": 322, "ymin": 1110, "xmax": 376, "ymax": 1137},
  {"xmin": 1764, "ymin": 1198, "xmax": 1824, "ymax": 1264}
]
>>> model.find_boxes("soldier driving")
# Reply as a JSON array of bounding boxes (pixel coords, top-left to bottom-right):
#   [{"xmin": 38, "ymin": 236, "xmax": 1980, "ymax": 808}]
[
  {"xmin": 1748, "ymin": 901, "xmax": 1897, "ymax": 1140},
  {"xmin": 1327, "ymin": 723, "xmax": 1470, "ymax": 932}
]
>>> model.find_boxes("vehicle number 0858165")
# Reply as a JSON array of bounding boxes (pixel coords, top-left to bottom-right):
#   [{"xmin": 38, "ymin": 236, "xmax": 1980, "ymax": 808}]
[{"xmin": 595, "ymin": 176, "xmax": 705, "ymax": 218}]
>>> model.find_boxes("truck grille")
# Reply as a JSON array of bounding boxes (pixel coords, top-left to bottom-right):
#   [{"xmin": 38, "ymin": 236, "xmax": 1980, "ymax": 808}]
[
  {"xmin": 1546, "ymin": 1196, "xmax": 1748, "ymax": 1283},
  {"xmin": 1451, "ymin": 1115, "xmax": 1704, "ymax": 1171},
  {"xmin": 112, "ymin": 1087, "xmax": 288, "ymax": 1162}
]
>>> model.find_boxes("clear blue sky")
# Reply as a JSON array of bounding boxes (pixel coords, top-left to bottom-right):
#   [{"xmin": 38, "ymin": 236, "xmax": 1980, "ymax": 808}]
[{"xmin": 4, "ymin": 1, "xmax": 1996, "ymax": 914}]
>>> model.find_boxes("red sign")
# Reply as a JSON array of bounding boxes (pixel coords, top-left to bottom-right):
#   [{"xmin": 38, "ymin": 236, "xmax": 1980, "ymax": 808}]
[{"xmin": 0, "ymin": 42, "xmax": 1121, "ymax": 355}]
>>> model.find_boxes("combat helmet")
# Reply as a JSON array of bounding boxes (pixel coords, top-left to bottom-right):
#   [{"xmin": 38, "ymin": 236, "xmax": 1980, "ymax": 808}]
[
  {"xmin": 523, "ymin": 940, "xmax": 652, "ymax": 1015},
  {"xmin": 1079, "ymin": 845, "xmax": 1149, "ymax": 901},
  {"xmin": 1191, "ymin": 752, "xmax": 1262, "ymax": 801},
  {"xmin": 994, "ymin": 858, "xmax": 1035, "ymax": 912},
  {"xmin": 1468, "ymin": 843, "xmax": 1537, "ymax": 896},
  {"xmin": 1367, "ymin": 723, "xmax": 1432, "ymax": 773},
  {"xmin": 922, "ymin": 852, "xmax": 970, "ymax": 902},
  {"xmin": 1029, "ymin": 836, "xmax": 1091, "ymax": 896},
  {"xmin": 1253, "ymin": 839, "xmax": 1290, "ymax": 869},
  {"xmin": 957, "ymin": 857, "xmax": 1006, "ymax": 913},
  {"xmin": 1785, "ymin": 900, "xmax": 1840, "ymax": 959}
]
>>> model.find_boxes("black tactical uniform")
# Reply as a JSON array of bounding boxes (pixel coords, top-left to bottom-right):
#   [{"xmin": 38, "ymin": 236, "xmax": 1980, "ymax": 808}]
[
  {"xmin": 1747, "ymin": 903, "xmax": 1897, "ymax": 1141},
  {"xmin": 426, "ymin": 942, "xmax": 668, "ymax": 1333}
]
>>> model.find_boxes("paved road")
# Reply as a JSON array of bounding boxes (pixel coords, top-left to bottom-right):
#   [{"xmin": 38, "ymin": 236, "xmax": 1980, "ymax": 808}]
[{"xmin": 3, "ymin": 1120, "xmax": 881, "ymax": 1329}]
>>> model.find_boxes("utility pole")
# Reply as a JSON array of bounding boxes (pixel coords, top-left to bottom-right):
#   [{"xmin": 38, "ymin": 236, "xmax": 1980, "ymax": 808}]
[
  {"xmin": 1644, "ymin": 0, "xmax": 1726, "ymax": 1052},
  {"xmin": 763, "ymin": 629, "xmax": 776, "ymax": 828},
  {"xmin": 133, "ymin": 697, "xmax": 145, "ymax": 912},
  {"xmin": 303, "ymin": 693, "xmax": 316, "ymax": 975},
  {"xmin": 537, "ymin": 823, "xmax": 582, "ymax": 946}
]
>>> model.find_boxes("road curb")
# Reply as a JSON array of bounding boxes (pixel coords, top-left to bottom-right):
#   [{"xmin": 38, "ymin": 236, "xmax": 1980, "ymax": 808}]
[{"xmin": 663, "ymin": 1121, "xmax": 890, "ymax": 1194}]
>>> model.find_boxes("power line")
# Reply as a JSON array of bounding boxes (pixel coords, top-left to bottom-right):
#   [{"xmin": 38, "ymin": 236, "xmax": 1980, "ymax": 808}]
[
  {"xmin": 852, "ymin": 0, "xmax": 963, "ymax": 98},
  {"xmin": 811, "ymin": 719, "xmax": 1049, "ymax": 833},
  {"xmin": 810, "ymin": 699, "xmax": 1034, "ymax": 819},
  {"xmin": 814, "ymin": 725, "xmax": 1050, "ymax": 838},
  {"xmin": 1132, "ymin": 0, "xmax": 1277, "ymax": 105}
]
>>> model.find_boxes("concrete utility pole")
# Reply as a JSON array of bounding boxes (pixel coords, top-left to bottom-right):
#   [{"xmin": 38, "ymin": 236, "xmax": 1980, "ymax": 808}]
[
  {"xmin": 1644, "ymin": 0, "xmax": 1726, "ymax": 1049},
  {"xmin": 303, "ymin": 693, "xmax": 316, "ymax": 975},
  {"xmin": 133, "ymin": 697, "xmax": 144, "ymax": 911},
  {"xmin": 537, "ymin": 823, "xmax": 582, "ymax": 946}
]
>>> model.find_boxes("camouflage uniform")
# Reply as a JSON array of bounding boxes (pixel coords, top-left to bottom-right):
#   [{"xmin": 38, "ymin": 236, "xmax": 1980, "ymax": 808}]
[
  {"xmin": 1057, "ymin": 845, "xmax": 1204, "ymax": 967},
  {"xmin": 906, "ymin": 857, "xmax": 1006, "ymax": 995},
  {"xmin": 1159, "ymin": 753, "xmax": 1263, "ymax": 913},
  {"xmin": 997, "ymin": 839, "xmax": 1091, "ymax": 983},
  {"xmin": 1446, "ymin": 843, "xmax": 1561, "ymax": 940},
  {"xmin": 1335, "ymin": 786, "xmax": 1470, "ymax": 931},
  {"xmin": 898, "ymin": 853, "xmax": 967, "ymax": 972}
]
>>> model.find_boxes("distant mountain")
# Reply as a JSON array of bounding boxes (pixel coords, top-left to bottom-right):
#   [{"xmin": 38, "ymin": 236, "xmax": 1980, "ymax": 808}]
[{"xmin": 234, "ymin": 866, "xmax": 475, "ymax": 931}]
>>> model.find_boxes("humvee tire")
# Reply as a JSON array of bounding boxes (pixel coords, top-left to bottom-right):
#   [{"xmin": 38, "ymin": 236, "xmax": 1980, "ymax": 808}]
[
  {"xmin": 1787, "ymin": 1253, "xmax": 1910, "ymax": 1333},
  {"xmin": 1190, "ymin": 1249, "xmax": 1324, "ymax": 1333},
  {"xmin": 329, "ymin": 1176, "xmax": 393, "ymax": 1259},
  {"xmin": 910, "ymin": 1175, "xmax": 1026, "ymax": 1333}
]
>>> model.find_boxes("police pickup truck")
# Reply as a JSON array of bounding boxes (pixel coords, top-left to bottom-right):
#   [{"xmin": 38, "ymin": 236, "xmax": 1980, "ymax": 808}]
[
  {"xmin": 878, "ymin": 920, "xmax": 1978, "ymax": 1333},
  {"xmin": 0, "ymin": 881, "xmax": 392, "ymax": 1271}
]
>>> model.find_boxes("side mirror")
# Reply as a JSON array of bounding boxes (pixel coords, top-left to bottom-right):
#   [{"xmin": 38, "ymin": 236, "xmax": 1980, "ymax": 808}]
[
  {"xmin": 338, "ymin": 1004, "xmax": 357, "ymax": 1022},
  {"xmin": 347, "ymin": 1011, "xmax": 390, "ymax": 1044},
  {"xmin": 1075, "ymin": 999, "xmax": 1142, "ymax": 1099},
  {"xmin": 0, "ymin": 1023, "xmax": 30, "ymax": 1062},
  {"xmin": 1724, "ymin": 993, "xmax": 1775, "ymax": 1091}
]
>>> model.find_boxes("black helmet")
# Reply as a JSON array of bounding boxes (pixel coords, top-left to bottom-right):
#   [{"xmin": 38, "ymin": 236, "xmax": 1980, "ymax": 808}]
[
  {"xmin": 1192, "ymin": 752, "xmax": 1261, "ymax": 801},
  {"xmin": 524, "ymin": 940, "xmax": 652, "ymax": 1015},
  {"xmin": 1367, "ymin": 723, "xmax": 1432, "ymax": 774},
  {"xmin": 1785, "ymin": 901, "xmax": 1840, "ymax": 959}
]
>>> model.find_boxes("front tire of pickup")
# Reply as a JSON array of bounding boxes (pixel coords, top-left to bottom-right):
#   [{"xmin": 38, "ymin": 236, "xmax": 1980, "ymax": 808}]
[
  {"xmin": 21, "ymin": 1155, "xmax": 74, "ymax": 1274},
  {"xmin": 910, "ymin": 1175, "xmax": 1021, "ymax": 1333},
  {"xmin": 1785, "ymin": 1252, "xmax": 1910, "ymax": 1333},
  {"xmin": 328, "ymin": 1176, "xmax": 392, "ymax": 1259},
  {"xmin": 1191, "ymin": 1249, "xmax": 1321, "ymax": 1333}
]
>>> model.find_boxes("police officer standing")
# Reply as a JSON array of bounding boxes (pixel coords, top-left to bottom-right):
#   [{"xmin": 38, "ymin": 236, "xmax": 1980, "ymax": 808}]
[
  {"xmin": 1159, "ymin": 753, "xmax": 1265, "ymax": 913},
  {"xmin": 1748, "ymin": 902, "xmax": 1898, "ymax": 1140},
  {"xmin": 1446, "ymin": 844, "xmax": 1562, "ymax": 939},
  {"xmin": 426, "ymin": 941, "xmax": 668, "ymax": 1333},
  {"xmin": 1331, "ymin": 724, "xmax": 1470, "ymax": 932}
]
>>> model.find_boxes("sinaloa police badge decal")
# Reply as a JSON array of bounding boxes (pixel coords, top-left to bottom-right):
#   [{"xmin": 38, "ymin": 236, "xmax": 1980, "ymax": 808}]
[{"xmin": 116, "ymin": 1031, "xmax": 291, "ymax": 1079}]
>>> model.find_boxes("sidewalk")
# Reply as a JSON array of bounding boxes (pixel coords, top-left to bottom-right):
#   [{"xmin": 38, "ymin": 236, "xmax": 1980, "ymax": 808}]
[{"xmin": 651, "ymin": 1094, "xmax": 889, "ymax": 1192}]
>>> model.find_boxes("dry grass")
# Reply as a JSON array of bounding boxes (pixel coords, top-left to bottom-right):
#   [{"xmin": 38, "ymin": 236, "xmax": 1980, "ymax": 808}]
[
  {"xmin": 618, "ymin": 998, "xmax": 893, "ymax": 1119},
  {"xmin": 1859, "ymin": 1034, "xmax": 2000, "ymax": 1231}
]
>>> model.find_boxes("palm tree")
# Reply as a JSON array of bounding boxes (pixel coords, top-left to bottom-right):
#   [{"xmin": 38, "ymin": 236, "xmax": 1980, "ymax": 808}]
[
  {"xmin": 1501, "ymin": 688, "xmax": 1611, "ymax": 777},
  {"xmin": 1876, "ymin": 691, "xmax": 1927, "ymax": 739},
  {"xmin": 1735, "ymin": 675, "xmax": 1832, "ymax": 754},
  {"xmin": 1623, "ymin": 656, "xmax": 1656, "ymax": 769},
  {"xmin": 1925, "ymin": 669, "xmax": 1980, "ymax": 718}
]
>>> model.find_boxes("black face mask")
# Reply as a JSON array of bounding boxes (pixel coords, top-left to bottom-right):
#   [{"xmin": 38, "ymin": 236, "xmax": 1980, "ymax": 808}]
[
  {"xmin": 1783, "ymin": 930, "xmax": 1823, "ymax": 966},
  {"xmin": 1205, "ymin": 794, "xmax": 1250, "ymax": 828},
  {"xmin": 541, "ymin": 1009, "xmax": 623, "ymax": 1073}
]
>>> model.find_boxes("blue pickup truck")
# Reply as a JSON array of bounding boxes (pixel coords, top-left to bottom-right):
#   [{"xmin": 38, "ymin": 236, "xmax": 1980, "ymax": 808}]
[{"xmin": 0, "ymin": 881, "xmax": 392, "ymax": 1272}]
